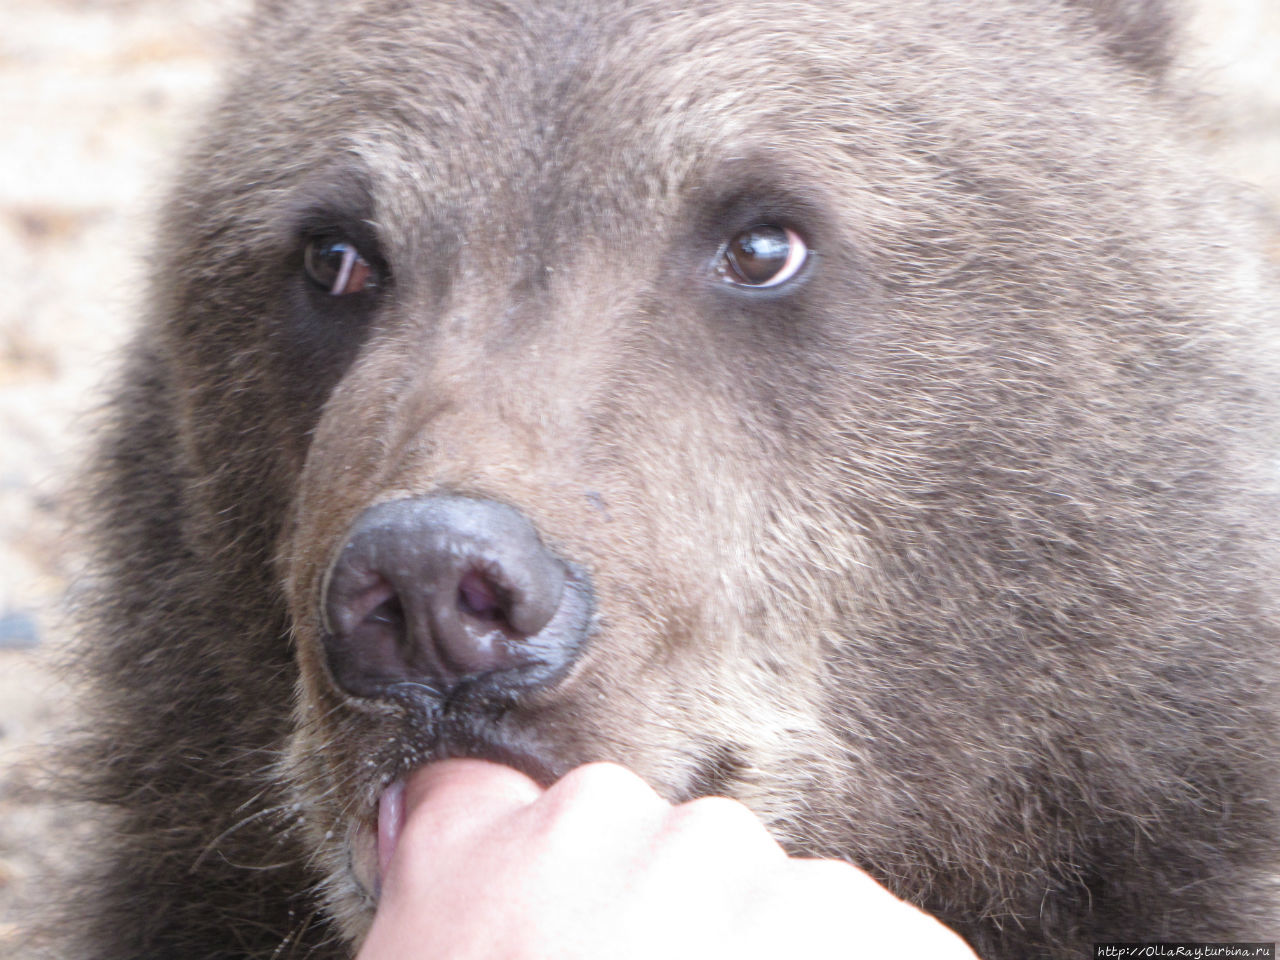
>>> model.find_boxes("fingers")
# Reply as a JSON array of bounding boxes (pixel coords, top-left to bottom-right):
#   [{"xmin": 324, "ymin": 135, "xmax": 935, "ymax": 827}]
[
  {"xmin": 402, "ymin": 758, "xmax": 544, "ymax": 822},
  {"xmin": 533, "ymin": 761, "xmax": 670, "ymax": 828},
  {"xmin": 361, "ymin": 760, "xmax": 980, "ymax": 960},
  {"xmin": 368, "ymin": 760, "xmax": 672, "ymax": 960},
  {"xmin": 388, "ymin": 758, "xmax": 545, "ymax": 880}
]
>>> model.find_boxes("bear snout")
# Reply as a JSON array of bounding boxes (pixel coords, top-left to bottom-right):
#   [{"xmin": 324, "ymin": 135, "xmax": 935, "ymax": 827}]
[{"xmin": 320, "ymin": 495, "xmax": 594, "ymax": 702}]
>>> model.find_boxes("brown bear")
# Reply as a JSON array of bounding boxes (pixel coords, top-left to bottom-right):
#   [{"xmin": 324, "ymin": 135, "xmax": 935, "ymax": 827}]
[{"xmin": 58, "ymin": 0, "xmax": 1279, "ymax": 957}]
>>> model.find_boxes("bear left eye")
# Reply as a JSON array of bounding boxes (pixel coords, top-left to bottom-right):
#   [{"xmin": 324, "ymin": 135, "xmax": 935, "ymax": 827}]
[
  {"xmin": 718, "ymin": 225, "xmax": 808, "ymax": 288},
  {"xmin": 303, "ymin": 237, "xmax": 379, "ymax": 296}
]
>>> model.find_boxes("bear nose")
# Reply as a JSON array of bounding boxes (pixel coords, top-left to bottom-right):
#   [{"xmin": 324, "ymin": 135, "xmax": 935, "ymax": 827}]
[{"xmin": 321, "ymin": 496, "xmax": 591, "ymax": 700}]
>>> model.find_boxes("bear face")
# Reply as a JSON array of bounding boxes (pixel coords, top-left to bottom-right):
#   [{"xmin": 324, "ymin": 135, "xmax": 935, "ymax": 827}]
[{"xmin": 66, "ymin": 1, "xmax": 1279, "ymax": 958}]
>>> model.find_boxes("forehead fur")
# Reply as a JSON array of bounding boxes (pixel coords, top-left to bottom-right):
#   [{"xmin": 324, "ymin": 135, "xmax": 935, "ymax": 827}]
[{"xmin": 209, "ymin": 0, "xmax": 1156, "ymax": 224}]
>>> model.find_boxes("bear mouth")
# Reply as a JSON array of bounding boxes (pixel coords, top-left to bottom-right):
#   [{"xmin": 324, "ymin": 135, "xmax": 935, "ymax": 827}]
[
  {"xmin": 336, "ymin": 684, "xmax": 749, "ymax": 904},
  {"xmin": 345, "ymin": 718, "xmax": 570, "ymax": 900}
]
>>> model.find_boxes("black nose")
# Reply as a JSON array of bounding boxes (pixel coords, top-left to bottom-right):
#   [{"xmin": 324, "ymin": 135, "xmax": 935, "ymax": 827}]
[{"xmin": 321, "ymin": 496, "xmax": 591, "ymax": 700}]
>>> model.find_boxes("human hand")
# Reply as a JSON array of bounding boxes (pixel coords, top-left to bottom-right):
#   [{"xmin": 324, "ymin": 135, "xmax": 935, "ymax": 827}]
[{"xmin": 357, "ymin": 759, "xmax": 976, "ymax": 959}]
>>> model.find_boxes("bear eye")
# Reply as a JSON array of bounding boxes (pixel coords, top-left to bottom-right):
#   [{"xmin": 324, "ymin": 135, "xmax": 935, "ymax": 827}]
[
  {"xmin": 303, "ymin": 236, "xmax": 379, "ymax": 296},
  {"xmin": 719, "ymin": 225, "xmax": 808, "ymax": 288}
]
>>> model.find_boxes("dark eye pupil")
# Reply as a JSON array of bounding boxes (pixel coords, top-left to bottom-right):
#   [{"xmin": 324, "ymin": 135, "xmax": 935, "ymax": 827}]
[
  {"xmin": 726, "ymin": 226, "xmax": 791, "ymax": 284},
  {"xmin": 303, "ymin": 237, "xmax": 376, "ymax": 296},
  {"xmin": 304, "ymin": 240, "xmax": 347, "ymax": 288}
]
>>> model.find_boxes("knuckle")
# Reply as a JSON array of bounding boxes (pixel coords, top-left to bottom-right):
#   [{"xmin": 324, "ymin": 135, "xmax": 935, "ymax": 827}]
[
  {"xmin": 667, "ymin": 795, "xmax": 778, "ymax": 848},
  {"xmin": 556, "ymin": 761, "xmax": 651, "ymax": 799},
  {"xmin": 539, "ymin": 762, "xmax": 665, "ymax": 820}
]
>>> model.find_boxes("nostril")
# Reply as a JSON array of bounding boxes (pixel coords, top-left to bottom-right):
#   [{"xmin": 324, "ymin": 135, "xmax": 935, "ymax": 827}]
[
  {"xmin": 347, "ymin": 580, "xmax": 398, "ymax": 630},
  {"xmin": 457, "ymin": 569, "xmax": 506, "ymax": 624},
  {"xmin": 325, "ymin": 576, "xmax": 417, "ymax": 697},
  {"xmin": 364, "ymin": 592, "xmax": 405, "ymax": 632}
]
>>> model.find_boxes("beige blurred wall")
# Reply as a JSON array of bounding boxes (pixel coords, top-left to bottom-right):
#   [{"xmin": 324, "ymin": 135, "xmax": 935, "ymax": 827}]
[{"xmin": 0, "ymin": 1, "xmax": 251, "ymax": 947}]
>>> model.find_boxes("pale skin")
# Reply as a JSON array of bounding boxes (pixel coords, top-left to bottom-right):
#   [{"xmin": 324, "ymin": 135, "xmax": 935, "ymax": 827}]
[{"xmin": 357, "ymin": 759, "xmax": 979, "ymax": 960}]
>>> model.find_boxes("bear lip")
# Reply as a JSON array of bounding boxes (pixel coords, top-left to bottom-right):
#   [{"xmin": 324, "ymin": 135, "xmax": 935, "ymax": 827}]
[
  {"xmin": 377, "ymin": 779, "xmax": 407, "ymax": 884},
  {"xmin": 348, "ymin": 788, "xmax": 400, "ymax": 902}
]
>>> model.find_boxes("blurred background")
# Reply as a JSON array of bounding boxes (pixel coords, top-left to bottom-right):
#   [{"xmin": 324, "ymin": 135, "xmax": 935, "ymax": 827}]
[{"xmin": 0, "ymin": 0, "xmax": 1275, "ymax": 952}]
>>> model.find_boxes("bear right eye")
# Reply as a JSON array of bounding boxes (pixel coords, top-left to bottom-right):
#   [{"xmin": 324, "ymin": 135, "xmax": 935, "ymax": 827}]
[
  {"xmin": 718, "ymin": 225, "xmax": 808, "ymax": 288},
  {"xmin": 303, "ymin": 237, "xmax": 380, "ymax": 296}
]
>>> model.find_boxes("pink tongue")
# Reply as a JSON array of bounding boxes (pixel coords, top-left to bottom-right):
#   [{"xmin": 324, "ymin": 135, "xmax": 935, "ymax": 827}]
[{"xmin": 377, "ymin": 780, "xmax": 407, "ymax": 882}]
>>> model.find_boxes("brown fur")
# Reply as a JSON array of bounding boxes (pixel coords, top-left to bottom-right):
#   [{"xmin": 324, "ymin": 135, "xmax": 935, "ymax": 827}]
[{"xmin": 58, "ymin": 0, "xmax": 1279, "ymax": 957}]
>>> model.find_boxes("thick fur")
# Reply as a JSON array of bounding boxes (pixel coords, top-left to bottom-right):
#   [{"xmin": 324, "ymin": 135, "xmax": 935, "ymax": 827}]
[{"xmin": 59, "ymin": 1, "xmax": 1279, "ymax": 957}]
